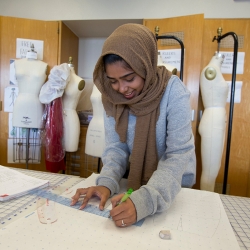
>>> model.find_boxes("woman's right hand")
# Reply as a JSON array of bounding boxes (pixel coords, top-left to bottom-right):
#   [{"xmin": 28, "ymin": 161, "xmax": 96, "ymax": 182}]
[{"xmin": 70, "ymin": 186, "xmax": 111, "ymax": 210}]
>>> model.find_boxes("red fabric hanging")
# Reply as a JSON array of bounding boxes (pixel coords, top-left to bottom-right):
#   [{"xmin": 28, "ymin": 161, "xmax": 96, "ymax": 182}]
[
  {"xmin": 44, "ymin": 97, "xmax": 65, "ymax": 173},
  {"xmin": 45, "ymin": 158, "xmax": 65, "ymax": 173}
]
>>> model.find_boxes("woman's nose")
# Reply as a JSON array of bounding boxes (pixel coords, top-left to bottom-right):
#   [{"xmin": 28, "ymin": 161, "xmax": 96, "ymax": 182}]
[{"xmin": 118, "ymin": 81, "xmax": 128, "ymax": 94}]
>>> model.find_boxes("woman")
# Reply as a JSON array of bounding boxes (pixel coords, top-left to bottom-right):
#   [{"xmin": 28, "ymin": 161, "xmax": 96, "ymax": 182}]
[{"xmin": 71, "ymin": 23, "xmax": 196, "ymax": 227}]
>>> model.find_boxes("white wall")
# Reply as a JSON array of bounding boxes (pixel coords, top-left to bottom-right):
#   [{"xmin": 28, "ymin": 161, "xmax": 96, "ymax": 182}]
[
  {"xmin": 78, "ymin": 38, "xmax": 106, "ymax": 78},
  {"xmin": 0, "ymin": 0, "xmax": 250, "ymax": 20}
]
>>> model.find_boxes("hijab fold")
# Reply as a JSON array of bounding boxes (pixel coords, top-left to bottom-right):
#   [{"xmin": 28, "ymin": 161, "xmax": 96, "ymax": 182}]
[{"xmin": 93, "ymin": 24, "xmax": 172, "ymax": 190}]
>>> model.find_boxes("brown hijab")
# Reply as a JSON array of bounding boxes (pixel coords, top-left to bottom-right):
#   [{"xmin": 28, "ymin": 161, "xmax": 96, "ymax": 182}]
[{"xmin": 93, "ymin": 24, "xmax": 172, "ymax": 190}]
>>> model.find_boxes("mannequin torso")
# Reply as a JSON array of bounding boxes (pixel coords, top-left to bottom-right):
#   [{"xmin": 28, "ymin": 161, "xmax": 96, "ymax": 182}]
[
  {"xmin": 198, "ymin": 52, "xmax": 229, "ymax": 191},
  {"xmin": 85, "ymin": 84, "xmax": 105, "ymax": 157},
  {"xmin": 62, "ymin": 66, "xmax": 85, "ymax": 152},
  {"xmin": 13, "ymin": 58, "xmax": 47, "ymax": 128}
]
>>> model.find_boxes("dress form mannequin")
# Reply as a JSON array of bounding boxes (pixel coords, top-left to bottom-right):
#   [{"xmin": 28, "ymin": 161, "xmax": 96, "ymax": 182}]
[
  {"xmin": 85, "ymin": 84, "xmax": 105, "ymax": 157},
  {"xmin": 198, "ymin": 52, "xmax": 229, "ymax": 192},
  {"xmin": 62, "ymin": 57, "xmax": 85, "ymax": 152},
  {"xmin": 13, "ymin": 46, "xmax": 47, "ymax": 128}
]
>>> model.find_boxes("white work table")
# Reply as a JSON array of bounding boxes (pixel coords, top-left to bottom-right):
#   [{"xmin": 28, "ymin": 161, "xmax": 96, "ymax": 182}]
[{"xmin": 0, "ymin": 168, "xmax": 249, "ymax": 250}]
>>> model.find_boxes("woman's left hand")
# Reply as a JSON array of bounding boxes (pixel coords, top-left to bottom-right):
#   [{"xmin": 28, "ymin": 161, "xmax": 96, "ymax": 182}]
[{"xmin": 109, "ymin": 193, "xmax": 137, "ymax": 227}]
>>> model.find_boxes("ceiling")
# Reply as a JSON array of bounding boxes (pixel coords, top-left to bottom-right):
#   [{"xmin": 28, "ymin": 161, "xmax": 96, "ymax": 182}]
[{"xmin": 63, "ymin": 19, "xmax": 143, "ymax": 38}]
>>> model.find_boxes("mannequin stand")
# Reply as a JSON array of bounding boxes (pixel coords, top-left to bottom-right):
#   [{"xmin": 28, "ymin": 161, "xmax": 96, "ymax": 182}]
[
  {"xmin": 155, "ymin": 26, "xmax": 185, "ymax": 80},
  {"xmin": 25, "ymin": 128, "xmax": 30, "ymax": 169},
  {"xmin": 12, "ymin": 127, "xmax": 42, "ymax": 167},
  {"xmin": 213, "ymin": 28, "xmax": 238, "ymax": 194}
]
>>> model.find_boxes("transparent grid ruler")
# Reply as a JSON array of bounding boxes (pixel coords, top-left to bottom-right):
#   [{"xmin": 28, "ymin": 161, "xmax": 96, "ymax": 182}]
[
  {"xmin": 34, "ymin": 189, "xmax": 144, "ymax": 227},
  {"xmin": 220, "ymin": 194, "xmax": 250, "ymax": 250},
  {"xmin": 0, "ymin": 169, "xmax": 144, "ymax": 228},
  {"xmin": 0, "ymin": 169, "xmax": 82, "ymax": 228}
]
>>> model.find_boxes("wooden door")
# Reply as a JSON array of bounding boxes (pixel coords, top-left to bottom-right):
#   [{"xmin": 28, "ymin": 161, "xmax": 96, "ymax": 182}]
[
  {"xmin": 144, "ymin": 14, "xmax": 204, "ymax": 188},
  {"xmin": 0, "ymin": 16, "xmax": 2, "ymax": 164},
  {"xmin": 58, "ymin": 21, "xmax": 79, "ymax": 73},
  {"xmin": 144, "ymin": 14, "xmax": 204, "ymax": 141},
  {"xmin": 199, "ymin": 19, "xmax": 250, "ymax": 197},
  {"xmin": 0, "ymin": 16, "xmax": 59, "ymax": 171}
]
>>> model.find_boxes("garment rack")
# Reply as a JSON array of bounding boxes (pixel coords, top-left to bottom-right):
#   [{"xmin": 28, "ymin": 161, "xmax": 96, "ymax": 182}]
[
  {"xmin": 154, "ymin": 26, "xmax": 185, "ymax": 81},
  {"xmin": 212, "ymin": 27, "xmax": 238, "ymax": 195}
]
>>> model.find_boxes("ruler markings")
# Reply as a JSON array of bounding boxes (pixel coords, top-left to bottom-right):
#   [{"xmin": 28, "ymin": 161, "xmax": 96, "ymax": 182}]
[
  {"xmin": 1, "ymin": 171, "xmax": 144, "ymax": 227},
  {"xmin": 36, "ymin": 190, "xmax": 144, "ymax": 226},
  {"xmin": 0, "ymin": 174, "xmax": 82, "ymax": 227}
]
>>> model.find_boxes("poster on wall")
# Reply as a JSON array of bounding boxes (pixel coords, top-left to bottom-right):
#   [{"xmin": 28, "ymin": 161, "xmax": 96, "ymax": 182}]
[
  {"xmin": 4, "ymin": 85, "xmax": 19, "ymax": 112},
  {"xmin": 16, "ymin": 38, "xmax": 44, "ymax": 60},
  {"xmin": 158, "ymin": 49, "xmax": 183, "ymax": 71},
  {"xmin": 220, "ymin": 51, "xmax": 245, "ymax": 74}
]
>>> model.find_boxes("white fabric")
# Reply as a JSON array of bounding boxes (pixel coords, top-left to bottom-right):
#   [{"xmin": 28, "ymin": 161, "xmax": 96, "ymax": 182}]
[{"xmin": 39, "ymin": 63, "xmax": 70, "ymax": 104}]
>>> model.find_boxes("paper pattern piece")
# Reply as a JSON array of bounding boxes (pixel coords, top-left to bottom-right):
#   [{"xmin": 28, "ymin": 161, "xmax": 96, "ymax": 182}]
[
  {"xmin": 16, "ymin": 38, "xmax": 44, "ymax": 60},
  {"xmin": 0, "ymin": 174, "xmax": 240, "ymax": 250},
  {"xmin": 159, "ymin": 49, "xmax": 183, "ymax": 71},
  {"xmin": 4, "ymin": 85, "xmax": 19, "ymax": 112},
  {"xmin": 0, "ymin": 166, "xmax": 49, "ymax": 201},
  {"xmin": 37, "ymin": 198, "xmax": 58, "ymax": 224},
  {"xmin": 226, "ymin": 81, "xmax": 242, "ymax": 103},
  {"xmin": 220, "ymin": 51, "xmax": 245, "ymax": 74}
]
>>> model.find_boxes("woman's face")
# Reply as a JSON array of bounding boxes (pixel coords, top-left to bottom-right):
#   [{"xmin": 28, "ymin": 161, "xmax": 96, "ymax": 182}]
[{"xmin": 105, "ymin": 61, "xmax": 145, "ymax": 99}]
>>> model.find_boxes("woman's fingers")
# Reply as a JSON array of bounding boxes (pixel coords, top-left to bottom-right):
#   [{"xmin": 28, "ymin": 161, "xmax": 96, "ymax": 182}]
[
  {"xmin": 70, "ymin": 188, "xmax": 87, "ymax": 206},
  {"xmin": 113, "ymin": 212, "xmax": 134, "ymax": 228},
  {"xmin": 70, "ymin": 187, "xmax": 137, "ymax": 228},
  {"xmin": 118, "ymin": 218, "xmax": 131, "ymax": 227},
  {"xmin": 110, "ymin": 198, "xmax": 137, "ymax": 227},
  {"xmin": 77, "ymin": 187, "xmax": 99, "ymax": 209},
  {"xmin": 111, "ymin": 193, "xmax": 124, "ymax": 208},
  {"xmin": 99, "ymin": 194, "xmax": 108, "ymax": 210},
  {"xmin": 70, "ymin": 186, "xmax": 111, "ymax": 210}
]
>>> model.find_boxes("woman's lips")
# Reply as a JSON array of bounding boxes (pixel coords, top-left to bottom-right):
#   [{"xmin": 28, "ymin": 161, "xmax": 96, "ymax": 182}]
[{"xmin": 124, "ymin": 91, "xmax": 135, "ymax": 99}]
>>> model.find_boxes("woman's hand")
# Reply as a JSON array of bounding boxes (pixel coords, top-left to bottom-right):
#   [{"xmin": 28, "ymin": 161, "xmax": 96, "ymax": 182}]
[
  {"xmin": 70, "ymin": 186, "xmax": 111, "ymax": 210},
  {"xmin": 110, "ymin": 193, "xmax": 137, "ymax": 227}
]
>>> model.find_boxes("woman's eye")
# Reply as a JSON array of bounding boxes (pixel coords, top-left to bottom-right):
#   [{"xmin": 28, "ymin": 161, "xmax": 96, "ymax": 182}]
[
  {"xmin": 126, "ymin": 77, "xmax": 134, "ymax": 82},
  {"xmin": 110, "ymin": 80, "xmax": 117, "ymax": 84}
]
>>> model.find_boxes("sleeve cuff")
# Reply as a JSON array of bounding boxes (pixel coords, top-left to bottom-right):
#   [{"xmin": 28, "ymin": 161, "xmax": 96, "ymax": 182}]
[
  {"xmin": 96, "ymin": 176, "xmax": 119, "ymax": 197},
  {"xmin": 129, "ymin": 187, "xmax": 154, "ymax": 222}
]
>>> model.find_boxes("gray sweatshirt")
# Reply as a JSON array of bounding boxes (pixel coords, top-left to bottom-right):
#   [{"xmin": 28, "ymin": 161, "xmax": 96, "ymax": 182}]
[{"xmin": 96, "ymin": 75, "xmax": 196, "ymax": 222}]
